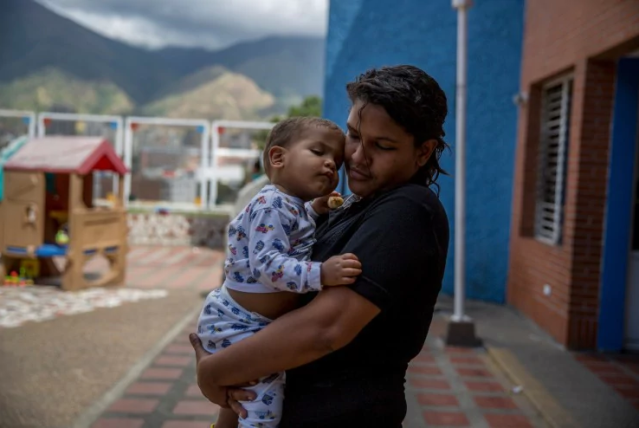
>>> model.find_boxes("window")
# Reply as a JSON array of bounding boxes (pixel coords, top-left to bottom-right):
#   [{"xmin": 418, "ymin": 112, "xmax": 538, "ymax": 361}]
[{"xmin": 534, "ymin": 75, "xmax": 573, "ymax": 245}]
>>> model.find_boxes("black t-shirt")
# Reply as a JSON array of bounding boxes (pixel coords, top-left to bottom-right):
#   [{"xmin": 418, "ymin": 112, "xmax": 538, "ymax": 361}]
[{"xmin": 280, "ymin": 183, "xmax": 450, "ymax": 428}]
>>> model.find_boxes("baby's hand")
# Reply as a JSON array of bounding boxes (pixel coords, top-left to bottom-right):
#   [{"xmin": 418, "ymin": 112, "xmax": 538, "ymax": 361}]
[
  {"xmin": 320, "ymin": 253, "xmax": 362, "ymax": 286},
  {"xmin": 312, "ymin": 191, "xmax": 342, "ymax": 215}
]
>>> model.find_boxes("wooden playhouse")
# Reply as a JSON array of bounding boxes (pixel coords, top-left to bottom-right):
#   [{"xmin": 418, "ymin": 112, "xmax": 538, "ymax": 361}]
[{"xmin": 0, "ymin": 136, "xmax": 128, "ymax": 290}]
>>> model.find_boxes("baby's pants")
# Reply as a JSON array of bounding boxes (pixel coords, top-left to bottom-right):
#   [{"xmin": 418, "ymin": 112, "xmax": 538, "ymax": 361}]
[{"xmin": 197, "ymin": 286, "xmax": 285, "ymax": 428}]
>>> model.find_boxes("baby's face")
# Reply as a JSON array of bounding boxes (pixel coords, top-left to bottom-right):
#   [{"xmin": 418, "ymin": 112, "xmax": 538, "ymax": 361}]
[{"xmin": 280, "ymin": 127, "xmax": 345, "ymax": 201}]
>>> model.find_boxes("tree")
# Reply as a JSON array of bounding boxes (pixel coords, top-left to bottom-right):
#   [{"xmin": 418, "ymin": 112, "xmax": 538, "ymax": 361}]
[
  {"xmin": 254, "ymin": 96, "xmax": 322, "ymax": 150},
  {"xmin": 287, "ymin": 95, "xmax": 322, "ymax": 118}
]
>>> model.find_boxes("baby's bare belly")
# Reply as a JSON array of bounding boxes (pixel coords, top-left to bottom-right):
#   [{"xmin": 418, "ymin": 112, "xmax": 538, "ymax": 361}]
[{"xmin": 226, "ymin": 288, "xmax": 300, "ymax": 320}]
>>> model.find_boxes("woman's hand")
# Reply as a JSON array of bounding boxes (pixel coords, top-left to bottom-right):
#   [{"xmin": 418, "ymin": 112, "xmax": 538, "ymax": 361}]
[
  {"xmin": 189, "ymin": 334, "xmax": 257, "ymax": 418},
  {"xmin": 189, "ymin": 334, "xmax": 230, "ymax": 407}
]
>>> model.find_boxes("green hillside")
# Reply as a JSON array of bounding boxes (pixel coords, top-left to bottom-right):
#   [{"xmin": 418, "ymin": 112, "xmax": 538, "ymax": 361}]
[
  {"xmin": 0, "ymin": 68, "xmax": 134, "ymax": 114},
  {"xmin": 0, "ymin": 0, "xmax": 324, "ymax": 120},
  {"xmin": 142, "ymin": 67, "xmax": 275, "ymax": 120}
]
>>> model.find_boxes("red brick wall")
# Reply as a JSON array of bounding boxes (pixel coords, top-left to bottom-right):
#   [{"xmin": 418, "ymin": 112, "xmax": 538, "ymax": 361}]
[{"xmin": 508, "ymin": 0, "xmax": 639, "ymax": 349}]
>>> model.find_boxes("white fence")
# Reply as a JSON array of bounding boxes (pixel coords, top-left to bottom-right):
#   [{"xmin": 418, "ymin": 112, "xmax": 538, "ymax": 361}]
[{"xmin": 0, "ymin": 109, "xmax": 274, "ymax": 210}]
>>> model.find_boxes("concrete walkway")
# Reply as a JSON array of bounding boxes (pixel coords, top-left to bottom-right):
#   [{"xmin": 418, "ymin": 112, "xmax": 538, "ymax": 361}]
[
  {"xmin": 2, "ymin": 247, "xmax": 637, "ymax": 428},
  {"xmin": 434, "ymin": 295, "xmax": 639, "ymax": 428},
  {"xmin": 0, "ymin": 246, "xmax": 222, "ymax": 428},
  {"xmin": 88, "ymin": 313, "xmax": 549, "ymax": 428}
]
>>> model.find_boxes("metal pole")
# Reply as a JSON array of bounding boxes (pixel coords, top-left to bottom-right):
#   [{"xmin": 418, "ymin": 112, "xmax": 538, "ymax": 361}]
[
  {"xmin": 123, "ymin": 121, "xmax": 133, "ymax": 206},
  {"xmin": 210, "ymin": 122, "xmax": 221, "ymax": 208},
  {"xmin": 452, "ymin": 0, "xmax": 472, "ymax": 322},
  {"xmin": 27, "ymin": 112, "xmax": 36, "ymax": 138},
  {"xmin": 200, "ymin": 124, "xmax": 210, "ymax": 209},
  {"xmin": 37, "ymin": 113, "xmax": 45, "ymax": 137}
]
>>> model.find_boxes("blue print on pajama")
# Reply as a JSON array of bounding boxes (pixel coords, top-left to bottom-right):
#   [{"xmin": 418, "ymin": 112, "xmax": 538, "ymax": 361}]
[
  {"xmin": 255, "ymin": 223, "xmax": 274, "ymax": 233},
  {"xmin": 255, "ymin": 410, "xmax": 275, "ymax": 421},
  {"xmin": 197, "ymin": 287, "xmax": 285, "ymax": 428},
  {"xmin": 236, "ymin": 226, "xmax": 247, "ymax": 241},
  {"xmin": 271, "ymin": 239, "xmax": 285, "ymax": 252},
  {"xmin": 262, "ymin": 393, "xmax": 274, "ymax": 405},
  {"xmin": 223, "ymin": 185, "xmax": 323, "ymax": 299},
  {"xmin": 282, "ymin": 223, "xmax": 291, "ymax": 235}
]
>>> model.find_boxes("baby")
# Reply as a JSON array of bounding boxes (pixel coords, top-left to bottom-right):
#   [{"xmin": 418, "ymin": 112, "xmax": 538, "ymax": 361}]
[{"xmin": 197, "ymin": 116, "xmax": 361, "ymax": 428}]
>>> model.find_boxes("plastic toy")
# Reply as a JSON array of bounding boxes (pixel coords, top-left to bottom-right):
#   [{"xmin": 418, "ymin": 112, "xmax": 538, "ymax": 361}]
[
  {"xmin": 3, "ymin": 269, "xmax": 33, "ymax": 286},
  {"xmin": 55, "ymin": 224, "xmax": 69, "ymax": 245},
  {"xmin": 0, "ymin": 136, "xmax": 129, "ymax": 290}
]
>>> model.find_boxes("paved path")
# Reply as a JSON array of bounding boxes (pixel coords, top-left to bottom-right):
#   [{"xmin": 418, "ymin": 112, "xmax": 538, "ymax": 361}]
[
  {"xmin": 0, "ymin": 246, "xmax": 224, "ymax": 330},
  {"xmin": 3, "ymin": 246, "xmax": 636, "ymax": 427},
  {"xmin": 89, "ymin": 314, "xmax": 548, "ymax": 428},
  {"xmin": 124, "ymin": 246, "xmax": 224, "ymax": 291},
  {"xmin": 0, "ymin": 246, "xmax": 223, "ymax": 428},
  {"xmin": 574, "ymin": 353, "xmax": 639, "ymax": 411}
]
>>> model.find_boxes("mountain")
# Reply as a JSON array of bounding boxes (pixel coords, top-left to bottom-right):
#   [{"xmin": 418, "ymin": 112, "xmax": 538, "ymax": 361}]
[
  {"xmin": 156, "ymin": 36, "xmax": 325, "ymax": 101},
  {"xmin": 0, "ymin": 0, "xmax": 174, "ymax": 104},
  {"xmin": 0, "ymin": 0, "xmax": 325, "ymax": 118},
  {"xmin": 0, "ymin": 67, "xmax": 133, "ymax": 114},
  {"xmin": 143, "ymin": 66, "xmax": 275, "ymax": 120}
]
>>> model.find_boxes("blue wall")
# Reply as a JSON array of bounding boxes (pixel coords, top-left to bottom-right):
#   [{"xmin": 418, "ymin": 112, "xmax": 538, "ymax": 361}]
[
  {"xmin": 598, "ymin": 58, "xmax": 639, "ymax": 352},
  {"xmin": 323, "ymin": 0, "xmax": 524, "ymax": 302}
]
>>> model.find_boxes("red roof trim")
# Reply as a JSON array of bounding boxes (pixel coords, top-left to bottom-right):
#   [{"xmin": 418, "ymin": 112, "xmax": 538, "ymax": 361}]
[{"xmin": 4, "ymin": 137, "xmax": 128, "ymax": 175}]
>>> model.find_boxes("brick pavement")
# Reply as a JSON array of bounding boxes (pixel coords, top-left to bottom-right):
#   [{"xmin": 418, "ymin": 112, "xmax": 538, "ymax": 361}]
[
  {"xmin": 124, "ymin": 246, "xmax": 224, "ymax": 292},
  {"xmin": 79, "ymin": 245, "xmax": 224, "ymax": 292},
  {"xmin": 574, "ymin": 353, "xmax": 639, "ymax": 411},
  {"xmin": 91, "ymin": 318, "xmax": 218, "ymax": 428},
  {"xmin": 90, "ymin": 314, "xmax": 548, "ymax": 428}
]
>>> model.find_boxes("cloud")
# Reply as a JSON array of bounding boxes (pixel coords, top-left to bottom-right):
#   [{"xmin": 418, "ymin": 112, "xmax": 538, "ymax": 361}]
[{"xmin": 36, "ymin": 0, "xmax": 328, "ymax": 50}]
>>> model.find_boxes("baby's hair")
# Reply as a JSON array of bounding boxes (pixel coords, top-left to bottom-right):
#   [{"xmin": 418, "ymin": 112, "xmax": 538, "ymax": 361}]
[{"xmin": 262, "ymin": 116, "xmax": 344, "ymax": 176}]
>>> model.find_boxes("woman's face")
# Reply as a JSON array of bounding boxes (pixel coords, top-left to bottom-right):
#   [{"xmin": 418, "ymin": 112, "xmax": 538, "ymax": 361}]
[{"xmin": 345, "ymin": 101, "xmax": 435, "ymax": 198}]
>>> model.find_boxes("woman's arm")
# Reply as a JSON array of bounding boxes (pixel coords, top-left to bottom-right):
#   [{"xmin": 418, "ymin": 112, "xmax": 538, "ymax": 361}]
[
  {"xmin": 194, "ymin": 185, "xmax": 445, "ymax": 390},
  {"xmin": 197, "ymin": 285, "xmax": 380, "ymax": 386}
]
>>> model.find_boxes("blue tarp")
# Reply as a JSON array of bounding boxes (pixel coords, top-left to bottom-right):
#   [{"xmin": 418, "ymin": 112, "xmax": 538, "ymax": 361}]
[{"xmin": 0, "ymin": 136, "xmax": 29, "ymax": 202}]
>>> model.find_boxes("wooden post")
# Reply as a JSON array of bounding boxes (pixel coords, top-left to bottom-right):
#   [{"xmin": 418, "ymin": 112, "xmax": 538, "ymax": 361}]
[
  {"xmin": 116, "ymin": 174, "xmax": 125, "ymax": 209},
  {"xmin": 112, "ymin": 173, "xmax": 127, "ymax": 286},
  {"xmin": 62, "ymin": 174, "xmax": 84, "ymax": 290}
]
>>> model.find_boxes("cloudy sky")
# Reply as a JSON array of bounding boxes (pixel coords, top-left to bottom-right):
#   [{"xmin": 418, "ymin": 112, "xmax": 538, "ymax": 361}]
[{"xmin": 36, "ymin": 0, "xmax": 328, "ymax": 50}]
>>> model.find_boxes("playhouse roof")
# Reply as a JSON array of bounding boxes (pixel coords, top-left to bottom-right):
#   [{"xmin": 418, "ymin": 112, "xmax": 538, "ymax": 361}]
[{"xmin": 3, "ymin": 136, "xmax": 128, "ymax": 175}]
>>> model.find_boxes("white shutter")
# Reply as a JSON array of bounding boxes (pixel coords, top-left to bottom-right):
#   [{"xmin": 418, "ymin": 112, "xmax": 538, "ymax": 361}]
[{"xmin": 534, "ymin": 75, "xmax": 573, "ymax": 245}]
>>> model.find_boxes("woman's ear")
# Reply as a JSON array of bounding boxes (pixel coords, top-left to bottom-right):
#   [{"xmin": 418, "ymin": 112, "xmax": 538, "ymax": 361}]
[
  {"xmin": 268, "ymin": 146, "xmax": 287, "ymax": 170},
  {"xmin": 417, "ymin": 139, "xmax": 437, "ymax": 167}
]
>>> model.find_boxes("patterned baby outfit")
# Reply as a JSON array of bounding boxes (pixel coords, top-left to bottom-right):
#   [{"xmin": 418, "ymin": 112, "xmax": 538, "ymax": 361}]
[{"xmin": 198, "ymin": 185, "xmax": 322, "ymax": 427}]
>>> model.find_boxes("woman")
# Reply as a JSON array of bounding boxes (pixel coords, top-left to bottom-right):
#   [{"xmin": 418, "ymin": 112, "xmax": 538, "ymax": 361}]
[{"xmin": 190, "ymin": 64, "xmax": 450, "ymax": 427}]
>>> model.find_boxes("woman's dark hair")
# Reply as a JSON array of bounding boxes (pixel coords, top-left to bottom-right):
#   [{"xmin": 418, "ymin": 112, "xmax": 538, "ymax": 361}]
[{"xmin": 346, "ymin": 65, "xmax": 449, "ymax": 191}]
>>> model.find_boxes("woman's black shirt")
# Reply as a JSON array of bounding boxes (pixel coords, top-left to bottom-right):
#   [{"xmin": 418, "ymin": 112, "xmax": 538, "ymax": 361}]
[{"xmin": 280, "ymin": 183, "xmax": 449, "ymax": 428}]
